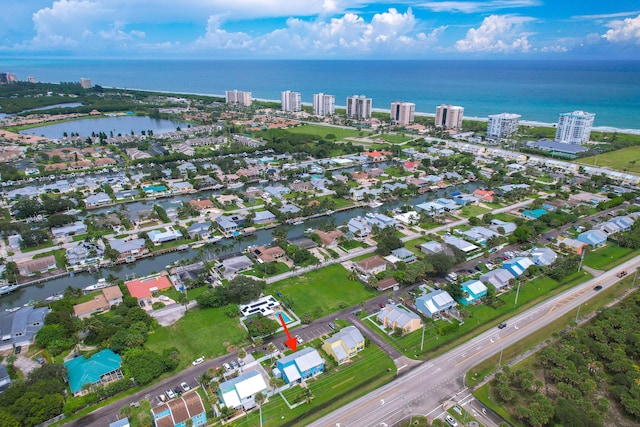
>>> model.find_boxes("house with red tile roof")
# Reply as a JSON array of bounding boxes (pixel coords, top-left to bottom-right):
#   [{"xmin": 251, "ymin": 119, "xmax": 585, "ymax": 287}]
[
  {"xmin": 473, "ymin": 189, "xmax": 495, "ymax": 203},
  {"xmin": 126, "ymin": 274, "xmax": 173, "ymax": 299}
]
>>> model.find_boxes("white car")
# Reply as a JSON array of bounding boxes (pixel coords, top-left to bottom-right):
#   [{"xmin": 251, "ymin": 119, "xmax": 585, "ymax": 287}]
[
  {"xmin": 159, "ymin": 295, "xmax": 170, "ymax": 302},
  {"xmin": 295, "ymin": 335, "xmax": 304, "ymax": 344},
  {"xmin": 181, "ymin": 381, "xmax": 190, "ymax": 392},
  {"xmin": 445, "ymin": 415, "xmax": 458, "ymax": 427},
  {"xmin": 165, "ymin": 389, "xmax": 176, "ymax": 399},
  {"xmin": 192, "ymin": 356, "xmax": 205, "ymax": 366}
]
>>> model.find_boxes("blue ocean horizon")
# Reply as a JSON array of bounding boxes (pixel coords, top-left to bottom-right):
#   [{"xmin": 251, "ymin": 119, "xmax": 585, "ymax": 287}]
[{"xmin": 3, "ymin": 59, "xmax": 640, "ymax": 130}]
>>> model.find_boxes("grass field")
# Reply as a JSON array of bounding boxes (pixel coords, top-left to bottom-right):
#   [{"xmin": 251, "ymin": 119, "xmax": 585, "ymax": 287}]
[
  {"xmin": 286, "ymin": 124, "xmax": 371, "ymax": 140},
  {"xmin": 583, "ymin": 243, "xmax": 640, "ymax": 270},
  {"xmin": 145, "ymin": 306, "xmax": 248, "ymax": 368},
  {"xmin": 265, "ymin": 264, "xmax": 377, "ymax": 318},
  {"xmin": 232, "ymin": 345, "xmax": 395, "ymax": 427},
  {"xmin": 376, "ymin": 134, "xmax": 413, "ymax": 143},
  {"xmin": 458, "ymin": 205, "xmax": 491, "ymax": 218},
  {"xmin": 579, "ymin": 146, "xmax": 640, "ymax": 174}
]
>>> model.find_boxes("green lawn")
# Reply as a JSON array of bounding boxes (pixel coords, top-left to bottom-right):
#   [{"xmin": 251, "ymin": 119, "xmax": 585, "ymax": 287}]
[
  {"xmin": 583, "ymin": 243, "xmax": 640, "ymax": 270},
  {"xmin": 232, "ymin": 345, "xmax": 395, "ymax": 427},
  {"xmin": 377, "ymin": 134, "xmax": 413, "ymax": 143},
  {"xmin": 266, "ymin": 264, "xmax": 377, "ymax": 318},
  {"xmin": 458, "ymin": 205, "xmax": 491, "ymax": 218},
  {"xmin": 243, "ymin": 262, "xmax": 290, "ymax": 278},
  {"xmin": 21, "ymin": 240, "xmax": 55, "ymax": 252},
  {"xmin": 491, "ymin": 212, "xmax": 518, "ymax": 222},
  {"xmin": 145, "ymin": 306, "xmax": 248, "ymax": 368},
  {"xmin": 286, "ymin": 124, "xmax": 371, "ymax": 140},
  {"xmin": 339, "ymin": 239, "xmax": 369, "ymax": 251},
  {"xmin": 579, "ymin": 145, "xmax": 640, "ymax": 174}
]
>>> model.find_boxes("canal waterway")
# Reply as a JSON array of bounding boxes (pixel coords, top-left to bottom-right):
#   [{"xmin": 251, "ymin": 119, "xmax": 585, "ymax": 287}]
[
  {"xmin": 0, "ymin": 181, "xmax": 481, "ymax": 309},
  {"xmin": 19, "ymin": 116, "xmax": 187, "ymax": 139}
]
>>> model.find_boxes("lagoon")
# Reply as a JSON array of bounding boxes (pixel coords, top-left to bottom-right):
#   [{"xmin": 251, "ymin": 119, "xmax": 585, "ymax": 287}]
[{"xmin": 19, "ymin": 115, "xmax": 187, "ymax": 139}]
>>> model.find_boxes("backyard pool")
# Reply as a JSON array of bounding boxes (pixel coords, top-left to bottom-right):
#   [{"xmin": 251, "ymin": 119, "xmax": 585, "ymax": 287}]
[{"xmin": 275, "ymin": 311, "xmax": 291, "ymax": 323}]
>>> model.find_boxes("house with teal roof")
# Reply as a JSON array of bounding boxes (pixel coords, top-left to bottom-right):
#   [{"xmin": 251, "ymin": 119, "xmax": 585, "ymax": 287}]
[
  {"xmin": 64, "ymin": 349, "xmax": 123, "ymax": 396},
  {"xmin": 142, "ymin": 184, "xmax": 169, "ymax": 197},
  {"xmin": 459, "ymin": 280, "xmax": 488, "ymax": 306}
]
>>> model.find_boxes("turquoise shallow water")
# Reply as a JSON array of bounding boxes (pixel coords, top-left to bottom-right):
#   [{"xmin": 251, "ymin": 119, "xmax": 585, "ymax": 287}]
[{"xmin": 4, "ymin": 59, "xmax": 640, "ymax": 129}]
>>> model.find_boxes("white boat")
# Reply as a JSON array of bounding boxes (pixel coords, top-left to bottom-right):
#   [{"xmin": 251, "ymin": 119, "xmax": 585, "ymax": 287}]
[
  {"xmin": 292, "ymin": 220, "xmax": 304, "ymax": 225},
  {"xmin": 192, "ymin": 243, "xmax": 205, "ymax": 249},
  {"xmin": 369, "ymin": 201, "xmax": 383, "ymax": 208},
  {"xmin": 208, "ymin": 235, "xmax": 223, "ymax": 243},
  {"xmin": 228, "ymin": 182, "xmax": 245, "ymax": 189},
  {"xmin": 83, "ymin": 278, "xmax": 109, "ymax": 292},
  {"xmin": 5, "ymin": 307, "xmax": 20, "ymax": 313},
  {"xmin": 45, "ymin": 293, "xmax": 64, "ymax": 302}
]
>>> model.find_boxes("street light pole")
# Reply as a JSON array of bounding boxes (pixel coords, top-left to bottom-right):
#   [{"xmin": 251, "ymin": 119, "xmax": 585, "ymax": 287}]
[
  {"xmin": 514, "ymin": 280, "xmax": 521, "ymax": 308},
  {"xmin": 420, "ymin": 324, "xmax": 426, "ymax": 352}
]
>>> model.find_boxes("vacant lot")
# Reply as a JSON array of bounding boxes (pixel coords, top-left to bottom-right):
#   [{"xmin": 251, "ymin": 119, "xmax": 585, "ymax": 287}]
[
  {"xmin": 579, "ymin": 146, "xmax": 640, "ymax": 174},
  {"xmin": 286, "ymin": 124, "xmax": 370, "ymax": 140},
  {"xmin": 266, "ymin": 264, "xmax": 377, "ymax": 318}
]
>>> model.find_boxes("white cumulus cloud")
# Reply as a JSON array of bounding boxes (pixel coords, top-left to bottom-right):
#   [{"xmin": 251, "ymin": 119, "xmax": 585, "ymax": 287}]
[
  {"xmin": 602, "ymin": 14, "xmax": 640, "ymax": 44},
  {"xmin": 191, "ymin": 8, "xmax": 441, "ymax": 57},
  {"xmin": 455, "ymin": 14, "xmax": 534, "ymax": 53}
]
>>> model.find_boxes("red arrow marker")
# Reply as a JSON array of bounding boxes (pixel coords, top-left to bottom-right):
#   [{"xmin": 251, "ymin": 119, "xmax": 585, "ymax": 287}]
[{"xmin": 278, "ymin": 313, "xmax": 297, "ymax": 352}]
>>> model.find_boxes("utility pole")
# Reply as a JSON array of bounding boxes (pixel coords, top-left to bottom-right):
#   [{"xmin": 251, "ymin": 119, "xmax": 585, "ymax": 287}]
[
  {"xmin": 577, "ymin": 248, "xmax": 586, "ymax": 272},
  {"xmin": 420, "ymin": 323, "xmax": 426, "ymax": 351},
  {"xmin": 514, "ymin": 280, "xmax": 522, "ymax": 307}
]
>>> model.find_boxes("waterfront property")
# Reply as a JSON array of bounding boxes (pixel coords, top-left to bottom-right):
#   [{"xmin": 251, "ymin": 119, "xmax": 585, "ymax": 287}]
[
  {"xmin": 17, "ymin": 255, "xmax": 57, "ymax": 277},
  {"xmin": 126, "ymin": 274, "xmax": 173, "ymax": 299},
  {"xmin": 275, "ymin": 347, "xmax": 324, "ymax": 384},
  {"xmin": 152, "ymin": 391, "xmax": 207, "ymax": 426},
  {"xmin": 219, "ymin": 370, "xmax": 268, "ymax": 410},
  {"xmin": 73, "ymin": 286, "xmax": 123, "ymax": 318},
  {"xmin": 64, "ymin": 349, "xmax": 124, "ymax": 396}
]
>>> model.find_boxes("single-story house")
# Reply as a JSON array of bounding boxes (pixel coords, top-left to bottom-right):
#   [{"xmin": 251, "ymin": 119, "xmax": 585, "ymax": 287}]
[
  {"xmin": 557, "ymin": 236, "xmax": 589, "ymax": 254},
  {"xmin": 126, "ymin": 274, "xmax": 173, "ymax": 299},
  {"xmin": 17, "ymin": 255, "xmax": 57, "ymax": 276},
  {"xmin": 239, "ymin": 295, "xmax": 280, "ymax": 317},
  {"xmin": 85, "ymin": 192, "xmax": 112, "ymax": 207},
  {"xmin": 365, "ymin": 213, "xmax": 396, "ymax": 229},
  {"xmin": 347, "ymin": 217, "xmax": 372, "ymax": 236},
  {"xmin": 189, "ymin": 199, "xmax": 214, "ymax": 211},
  {"xmin": 480, "ymin": 269, "xmax": 514, "ymax": 291},
  {"xmin": 51, "ymin": 221, "xmax": 87, "ymax": 239},
  {"xmin": 529, "ymin": 247, "xmax": 557, "ymax": 266},
  {"xmin": 461, "ymin": 227, "xmax": 500, "ymax": 246},
  {"xmin": 275, "ymin": 347, "xmax": 324, "ymax": 384},
  {"xmin": 250, "ymin": 245, "xmax": 286, "ymax": 263},
  {"xmin": 312, "ymin": 230, "xmax": 344, "ymax": 246},
  {"xmin": 489, "ymin": 219, "xmax": 517, "ymax": 235},
  {"xmin": 280, "ymin": 204, "xmax": 301, "ymax": 214},
  {"xmin": 216, "ymin": 194, "xmax": 240, "ymax": 206},
  {"xmin": 220, "ymin": 255, "xmax": 254, "ymax": 279},
  {"xmin": 376, "ymin": 277, "xmax": 399, "ymax": 291},
  {"xmin": 394, "ymin": 211, "xmax": 420, "ymax": 226},
  {"xmin": 152, "ymin": 391, "xmax": 207, "ymax": 426},
  {"xmin": 502, "ymin": 257, "xmax": 534, "ymax": 278},
  {"xmin": 459, "ymin": 280, "xmax": 488, "ymax": 306},
  {"xmin": 253, "ymin": 210, "xmax": 277, "ymax": 224},
  {"xmin": 322, "ymin": 326, "xmax": 365, "ymax": 365},
  {"xmin": 64, "ymin": 349, "xmax": 123, "ymax": 396},
  {"xmin": 73, "ymin": 286, "xmax": 123, "ymax": 318},
  {"xmin": 114, "ymin": 190, "xmax": 136, "ymax": 201},
  {"xmin": 415, "ymin": 290, "xmax": 456, "ymax": 318},
  {"xmin": 377, "ymin": 304, "xmax": 422, "ymax": 334},
  {"xmin": 389, "ymin": 247, "xmax": 417, "ymax": 264},
  {"xmin": 219, "ymin": 370, "xmax": 268, "ymax": 410},
  {"xmin": 420, "ymin": 241, "xmax": 444, "ymax": 255},
  {"xmin": 444, "ymin": 235, "xmax": 479, "ymax": 254},
  {"xmin": 473, "ymin": 189, "xmax": 495, "ymax": 202},
  {"xmin": 148, "ymin": 227, "xmax": 183, "ymax": 245},
  {"xmin": 354, "ymin": 256, "xmax": 387, "ymax": 276},
  {"xmin": 577, "ymin": 229, "xmax": 608, "ymax": 247},
  {"xmin": 415, "ymin": 202, "xmax": 444, "ymax": 216}
]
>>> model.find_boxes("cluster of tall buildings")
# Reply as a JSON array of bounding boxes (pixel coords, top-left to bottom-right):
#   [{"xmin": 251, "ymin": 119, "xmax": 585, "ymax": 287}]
[
  {"xmin": 282, "ymin": 91, "xmax": 373, "ymax": 119},
  {"xmin": 0, "ymin": 73, "xmax": 18, "ymax": 84},
  {"xmin": 225, "ymin": 90, "xmax": 252, "ymax": 107}
]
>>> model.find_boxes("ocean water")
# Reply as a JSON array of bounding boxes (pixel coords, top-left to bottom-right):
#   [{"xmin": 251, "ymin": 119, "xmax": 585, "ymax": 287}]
[{"xmin": 3, "ymin": 59, "xmax": 640, "ymax": 129}]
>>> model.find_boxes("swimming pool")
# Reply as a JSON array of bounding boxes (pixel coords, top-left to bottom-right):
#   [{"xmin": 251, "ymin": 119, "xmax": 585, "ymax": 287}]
[{"xmin": 276, "ymin": 311, "xmax": 291, "ymax": 323}]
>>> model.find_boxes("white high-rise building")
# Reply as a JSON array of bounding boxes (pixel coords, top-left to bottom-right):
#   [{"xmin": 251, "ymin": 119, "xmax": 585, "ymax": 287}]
[
  {"xmin": 435, "ymin": 104, "xmax": 464, "ymax": 130},
  {"xmin": 390, "ymin": 101, "xmax": 415, "ymax": 126},
  {"xmin": 346, "ymin": 95, "xmax": 372, "ymax": 119},
  {"xmin": 281, "ymin": 90, "xmax": 302, "ymax": 112},
  {"xmin": 226, "ymin": 90, "xmax": 252, "ymax": 106},
  {"xmin": 487, "ymin": 113, "xmax": 521, "ymax": 139},
  {"xmin": 554, "ymin": 110, "xmax": 595, "ymax": 144},
  {"xmin": 312, "ymin": 93, "xmax": 335, "ymax": 116},
  {"xmin": 80, "ymin": 78, "xmax": 92, "ymax": 89}
]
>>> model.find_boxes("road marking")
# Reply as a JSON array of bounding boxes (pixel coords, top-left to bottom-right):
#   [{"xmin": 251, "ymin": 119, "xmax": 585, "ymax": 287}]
[{"xmin": 331, "ymin": 387, "xmax": 399, "ymax": 425}]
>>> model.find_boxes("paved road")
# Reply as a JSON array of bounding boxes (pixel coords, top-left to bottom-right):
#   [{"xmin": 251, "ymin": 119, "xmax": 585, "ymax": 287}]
[{"xmin": 308, "ymin": 255, "xmax": 640, "ymax": 427}]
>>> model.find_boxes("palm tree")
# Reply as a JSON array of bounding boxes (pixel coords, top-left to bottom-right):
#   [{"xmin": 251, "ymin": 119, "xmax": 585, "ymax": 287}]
[
  {"xmin": 255, "ymin": 391, "xmax": 266, "ymax": 427},
  {"xmin": 267, "ymin": 342, "xmax": 277, "ymax": 364}
]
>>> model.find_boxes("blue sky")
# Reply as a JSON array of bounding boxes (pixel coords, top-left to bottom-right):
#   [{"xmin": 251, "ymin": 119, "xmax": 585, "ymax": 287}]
[{"xmin": 1, "ymin": 1, "xmax": 639, "ymax": 59}]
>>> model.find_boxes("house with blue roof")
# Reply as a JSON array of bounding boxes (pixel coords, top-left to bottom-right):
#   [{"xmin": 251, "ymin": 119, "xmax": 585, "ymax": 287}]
[
  {"xmin": 459, "ymin": 280, "xmax": 488, "ymax": 306},
  {"xmin": 64, "ymin": 349, "xmax": 123, "ymax": 396},
  {"xmin": 279, "ymin": 204, "xmax": 301, "ymax": 215},
  {"xmin": 390, "ymin": 247, "xmax": 417, "ymax": 263},
  {"xmin": 436, "ymin": 198, "xmax": 459, "ymax": 211},
  {"xmin": 275, "ymin": 347, "xmax": 324, "ymax": 384},
  {"xmin": 503, "ymin": 257, "xmax": 534, "ymax": 277},
  {"xmin": 347, "ymin": 217, "xmax": 372, "ymax": 237},
  {"xmin": 415, "ymin": 290, "xmax": 456, "ymax": 318},
  {"xmin": 577, "ymin": 229, "xmax": 607, "ymax": 247},
  {"xmin": 415, "ymin": 202, "xmax": 444, "ymax": 216},
  {"xmin": 461, "ymin": 226, "xmax": 499, "ymax": 246},
  {"xmin": 366, "ymin": 212, "xmax": 396, "ymax": 229},
  {"xmin": 216, "ymin": 215, "xmax": 240, "ymax": 234}
]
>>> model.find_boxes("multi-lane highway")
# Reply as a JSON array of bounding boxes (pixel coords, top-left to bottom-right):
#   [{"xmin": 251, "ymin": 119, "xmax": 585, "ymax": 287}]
[{"xmin": 308, "ymin": 256, "xmax": 640, "ymax": 427}]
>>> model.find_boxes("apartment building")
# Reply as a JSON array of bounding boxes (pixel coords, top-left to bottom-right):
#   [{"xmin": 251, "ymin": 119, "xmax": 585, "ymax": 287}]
[
  {"xmin": 390, "ymin": 101, "xmax": 415, "ymax": 126},
  {"xmin": 313, "ymin": 93, "xmax": 335, "ymax": 116},
  {"xmin": 435, "ymin": 104, "xmax": 464, "ymax": 130},
  {"xmin": 226, "ymin": 90, "xmax": 252, "ymax": 106},
  {"xmin": 281, "ymin": 90, "xmax": 302, "ymax": 112},
  {"xmin": 487, "ymin": 113, "xmax": 521, "ymax": 138},
  {"xmin": 554, "ymin": 110, "xmax": 595, "ymax": 144},
  {"xmin": 346, "ymin": 95, "xmax": 372, "ymax": 119}
]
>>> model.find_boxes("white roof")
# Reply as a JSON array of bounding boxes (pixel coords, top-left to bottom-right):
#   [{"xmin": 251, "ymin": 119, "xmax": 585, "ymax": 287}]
[
  {"xmin": 295, "ymin": 349, "xmax": 324, "ymax": 372},
  {"xmin": 425, "ymin": 300, "xmax": 438, "ymax": 315},
  {"xmin": 284, "ymin": 364, "xmax": 301, "ymax": 382},
  {"xmin": 222, "ymin": 390, "xmax": 241, "ymax": 408},
  {"xmin": 235, "ymin": 371, "xmax": 268, "ymax": 399},
  {"xmin": 464, "ymin": 280, "xmax": 487, "ymax": 295}
]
